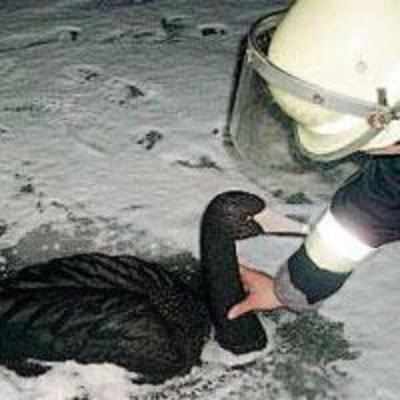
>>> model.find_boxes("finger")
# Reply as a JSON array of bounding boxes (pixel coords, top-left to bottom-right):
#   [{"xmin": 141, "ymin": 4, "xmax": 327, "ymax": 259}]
[{"xmin": 227, "ymin": 298, "xmax": 254, "ymax": 320}]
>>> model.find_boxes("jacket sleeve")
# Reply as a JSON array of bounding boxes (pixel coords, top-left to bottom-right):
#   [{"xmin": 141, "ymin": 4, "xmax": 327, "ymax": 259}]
[{"xmin": 274, "ymin": 155, "xmax": 400, "ymax": 312}]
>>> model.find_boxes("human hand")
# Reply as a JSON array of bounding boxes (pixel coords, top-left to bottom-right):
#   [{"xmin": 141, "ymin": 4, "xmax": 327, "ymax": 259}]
[{"xmin": 227, "ymin": 259, "xmax": 285, "ymax": 319}]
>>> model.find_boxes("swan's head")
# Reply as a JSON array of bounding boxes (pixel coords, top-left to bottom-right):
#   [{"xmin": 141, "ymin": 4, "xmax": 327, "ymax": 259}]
[{"xmin": 202, "ymin": 191, "xmax": 266, "ymax": 240}]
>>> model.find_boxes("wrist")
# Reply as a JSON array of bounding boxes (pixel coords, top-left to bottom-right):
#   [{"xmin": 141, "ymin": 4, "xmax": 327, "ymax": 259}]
[
  {"xmin": 274, "ymin": 258, "xmax": 322, "ymax": 313},
  {"xmin": 270, "ymin": 279, "xmax": 286, "ymax": 309}
]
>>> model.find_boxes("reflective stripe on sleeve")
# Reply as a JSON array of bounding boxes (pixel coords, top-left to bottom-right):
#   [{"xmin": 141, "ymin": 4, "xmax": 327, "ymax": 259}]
[{"xmin": 305, "ymin": 209, "xmax": 376, "ymax": 273}]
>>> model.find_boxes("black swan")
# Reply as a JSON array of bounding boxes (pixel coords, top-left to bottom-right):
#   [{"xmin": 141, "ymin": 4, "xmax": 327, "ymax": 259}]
[{"xmin": 0, "ymin": 191, "xmax": 268, "ymax": 383}]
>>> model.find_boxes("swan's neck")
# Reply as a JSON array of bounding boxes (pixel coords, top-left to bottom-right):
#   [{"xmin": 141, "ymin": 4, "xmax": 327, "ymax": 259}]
[
  {"xmin": 200, "ymin": 214, "xmax": 267, "ymax": 354},
  {"xmin": 201, "ymin": 217, "xmax": 243, "ymax": 317}
]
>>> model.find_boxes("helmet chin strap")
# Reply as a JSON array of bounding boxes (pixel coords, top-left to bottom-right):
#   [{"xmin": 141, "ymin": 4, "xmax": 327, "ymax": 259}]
[
  {"xmin": 365, "ymin": 141, "xmax": 400, "ymax": 156},
  {"xmin": 246, "ymin": 7, "xmax": 400, "ymax": 161}
]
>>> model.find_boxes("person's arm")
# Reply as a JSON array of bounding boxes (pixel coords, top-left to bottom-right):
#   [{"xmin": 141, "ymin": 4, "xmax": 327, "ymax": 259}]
[{"xmin": 229, "ymin": 155, "xmax": 400, "ymax": 317}]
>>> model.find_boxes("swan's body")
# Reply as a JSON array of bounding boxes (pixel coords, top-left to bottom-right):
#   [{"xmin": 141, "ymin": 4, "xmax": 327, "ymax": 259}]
[{"xmin": 0, "ymin": 191, "xmax": 267, "ymax": 382}]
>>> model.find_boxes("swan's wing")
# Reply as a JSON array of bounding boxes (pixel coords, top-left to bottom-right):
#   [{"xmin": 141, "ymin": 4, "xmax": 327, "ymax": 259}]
[
  {"xmin": 0, "ymin": 254, "xmax": 210, "ymax": 383},
  {"xmin": 1, "ymin": 253, "xmax": 159, "ymax": 294},
  {"xmin": 0, "ymin": 288, "xmax": 187, "ymax": 382}
]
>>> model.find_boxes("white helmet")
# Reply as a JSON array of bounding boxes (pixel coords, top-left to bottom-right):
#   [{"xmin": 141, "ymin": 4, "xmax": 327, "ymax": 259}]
[{"xmin": 268, "ymin": 0, "xmax": 400, "ymax": 160}]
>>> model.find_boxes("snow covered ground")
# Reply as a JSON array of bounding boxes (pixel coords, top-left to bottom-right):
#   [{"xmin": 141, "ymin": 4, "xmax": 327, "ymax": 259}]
[{"xmin": 0, "ymin": 0, "xmax": 399, "ymax": 399}]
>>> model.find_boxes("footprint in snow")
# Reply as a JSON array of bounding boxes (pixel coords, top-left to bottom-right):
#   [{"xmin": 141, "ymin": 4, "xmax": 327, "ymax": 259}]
[
  {"xmin": 102, "ymin": 77, "xmax": 146, "ymax": 106},
  {"xmin": 0, "ymin": 223, "xmax": 7, "ymax": 239},
  {"xmin": 60, "ymin": 65, "xmax": 150, "ymax": 109},
  {"xmin": 136, "ymin": 130, "xmax": 163, "ymax": 150},
  {"xmin": 0, "ymin": 124, "xmax": 10, "ymax": 136},
  {"xmin": 161, "ymin": 15, "xmax": 191, "ymax": 39},
  {"xmin": 56, "ymin": 26, "xmax": 82, "ymax": 42},
  {"xmin": 175, "ymin": 155, "xmax": 223, "ymax": 172},
  {"xmin": 159, "ymin": 17, "xmax": 230, "ymax": 42},
  {"xmin": 61, "ymin": 64, "xmax": 102, "ymax": 85},
  {"xmin": 198, "ymin": 23, "xmax": 229, "ymax": 37}
]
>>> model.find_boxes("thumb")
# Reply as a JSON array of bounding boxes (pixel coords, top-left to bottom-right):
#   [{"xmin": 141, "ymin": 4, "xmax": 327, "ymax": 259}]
[{"xmin": 227, "ymin": 297, "xmax": 254, "ymax": 320}]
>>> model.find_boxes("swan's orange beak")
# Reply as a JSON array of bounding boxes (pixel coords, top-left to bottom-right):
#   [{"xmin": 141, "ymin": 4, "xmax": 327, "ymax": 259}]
[{"xmin": 252, "ymin": 208, "xmax": 310, "ymax": 236}]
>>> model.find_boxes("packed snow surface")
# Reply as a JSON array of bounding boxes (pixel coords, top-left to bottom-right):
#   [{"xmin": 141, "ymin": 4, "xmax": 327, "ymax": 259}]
[{"xmin": 0, "ymin": 0, "xmax": 399, "ymax": 399}]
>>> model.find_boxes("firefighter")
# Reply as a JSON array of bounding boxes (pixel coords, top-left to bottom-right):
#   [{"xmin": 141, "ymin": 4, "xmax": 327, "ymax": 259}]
[{"xmin": 228, "ymin": 0, "xmax": 400, "ymax": 317}]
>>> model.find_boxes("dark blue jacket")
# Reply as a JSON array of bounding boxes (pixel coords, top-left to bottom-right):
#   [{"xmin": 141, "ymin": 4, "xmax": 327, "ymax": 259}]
[{"xmin": 278, "ymin": 155, "xmax": 400, "ymax": 308}]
